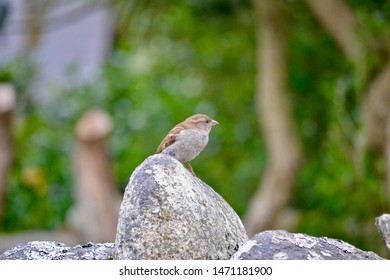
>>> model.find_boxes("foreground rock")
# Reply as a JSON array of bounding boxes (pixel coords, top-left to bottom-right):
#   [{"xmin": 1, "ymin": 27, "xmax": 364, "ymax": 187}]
[
  {"xmin": 376, "ymin": 214, "xmax": 390, "ymax": 252},
  {"xmin": 0, "ymin": 241, "xmax": 114, "ymax": 260},
  {"xmin": 1, "ymin": 229, "xmax": 385, "ymax": 260},
  {"xmin": 113, "ymin": 154, "xmax": 248, "ymax": 259},
  {"xmin": 231, "ymin": 230, "xmax": 383, "ymax": 260},
  {"xmin": 1, "ymin": 153, "xmax": 387, "ymax": 260}
]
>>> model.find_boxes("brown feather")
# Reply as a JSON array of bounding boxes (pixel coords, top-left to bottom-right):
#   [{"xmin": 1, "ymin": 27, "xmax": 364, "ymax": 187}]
[{"xmin": 156, "ymin": 124, "xmax": 183, "ymax": 153}]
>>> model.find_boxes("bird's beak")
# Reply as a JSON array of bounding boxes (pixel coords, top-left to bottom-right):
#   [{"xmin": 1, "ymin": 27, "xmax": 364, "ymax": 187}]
[{"xmin": 210, "ymin": 119, "xmax": 219, "ymax": 127}]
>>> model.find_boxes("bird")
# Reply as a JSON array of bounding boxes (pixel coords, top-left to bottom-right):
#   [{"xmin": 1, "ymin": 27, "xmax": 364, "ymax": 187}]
[{"xmin": 156, "ymin": 114, "xmax": 219, "ymax": 175}]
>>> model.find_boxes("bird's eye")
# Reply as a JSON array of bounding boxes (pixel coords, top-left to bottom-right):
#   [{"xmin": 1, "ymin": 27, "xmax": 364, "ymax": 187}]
[{"xmin": 205, "ymin": 119, "xmax": 210, "ymax": 123}]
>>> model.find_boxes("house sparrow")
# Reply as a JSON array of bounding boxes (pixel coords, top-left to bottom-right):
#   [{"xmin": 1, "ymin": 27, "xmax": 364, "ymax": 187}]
[{"xmin": 156, "ymin": 114, "xmax": 219, "ymax": 175}]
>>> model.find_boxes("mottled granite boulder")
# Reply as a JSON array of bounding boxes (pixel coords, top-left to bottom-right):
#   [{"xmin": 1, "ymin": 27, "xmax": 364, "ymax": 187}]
[
  {"xmin": 113, "ymin": 154, "xmax": 248, "ymax": 259},
  {"xmin": 0, "ymin": 241, "xmax": 114, "ymax": 260},
  {"xmin": 231, "ymin": 230, "xmax": 383, "ymax": 260}
]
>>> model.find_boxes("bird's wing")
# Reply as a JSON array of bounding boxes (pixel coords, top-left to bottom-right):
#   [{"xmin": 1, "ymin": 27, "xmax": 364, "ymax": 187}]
[{"xmin": 156, "ymin": 125, "xmax": 184, "ymax": 153}]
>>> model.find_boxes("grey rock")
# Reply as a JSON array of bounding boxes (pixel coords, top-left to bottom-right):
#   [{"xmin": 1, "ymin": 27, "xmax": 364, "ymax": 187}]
[
  {"xmin": 375, "ymin": 214, "xmax": 390, "ymax": 252},
  {"xmin": 0, "ymin": 241, "xmax": 114, "ymax": 260},
  {"xmin": 231, "ymin": 230, "xmax": 383, "ymax": 260},
  {"xmin": 114, "ymin": 154, "xmax": 248, "ymax": 259}
]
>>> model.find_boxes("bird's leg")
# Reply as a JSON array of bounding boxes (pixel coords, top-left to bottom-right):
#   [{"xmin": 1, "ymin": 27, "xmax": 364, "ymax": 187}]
[{"xmin": 185, "ymin": 162, "xmax": 196, "ymax": 176}]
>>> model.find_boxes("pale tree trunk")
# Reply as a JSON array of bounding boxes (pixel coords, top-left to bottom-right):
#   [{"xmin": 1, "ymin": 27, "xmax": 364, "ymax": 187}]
[
  {"xmin": 386, "ymin": 116, "xmax": 390, "ymax": 208},
  {"xmin": 68, "ymin": 109, "xmax": 121, "ymax": 243},
  {"xmin": 305, "ymin": 0, "xmax": 390, "ymax": 203},
  {"xmin": 305, "ymin": 0, "xmax": 366, "ymax": 60},
  {"xmin": 363, "ymin": 62, "xmax": 390, "ymax": 151},
  {"xmin": 0, "ymin": 84, "xmax": 15, "ymax": 222},
  {"xmin": 305, "ymin": 0, "xmax": 389, "ymax": 151},
  {"xmin": 244, "ymin": 0, "xmax": 303, "ymax": 236}
]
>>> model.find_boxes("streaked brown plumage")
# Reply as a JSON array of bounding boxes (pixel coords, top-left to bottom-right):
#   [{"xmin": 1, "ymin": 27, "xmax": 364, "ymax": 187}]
[{"xmin": 156, "ymin": 114, "xmax": 219, "ymax": 175}]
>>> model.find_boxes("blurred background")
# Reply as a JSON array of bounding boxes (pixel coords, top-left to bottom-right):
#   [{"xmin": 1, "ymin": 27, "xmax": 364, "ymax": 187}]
[{"xmin": 0, "ymin": 0, "xmax": 389, "ymax": 258}]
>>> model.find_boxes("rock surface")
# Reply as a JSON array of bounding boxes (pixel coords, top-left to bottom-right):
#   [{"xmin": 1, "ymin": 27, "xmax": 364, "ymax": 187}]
[
  {"xmin": 231, "ymin": 230, "xmax": 383, "ymax": 260},
  {"xmin": 0, "ymin": 241, "xmax": 114, "ymax": 260},
  {"xmin": 1, "ymin": 230, "xmax": 385, "ymax": 260},
  {"xmin": 2, "ymin": 153, "xmax": 387, "ymax": 260},
  {"xmin": 113, "ymin": 154, "xmax": 248, "ymax": 260},
  {"xmin": 375, "ymin": 214, "xmax": 390, "ymax": 252}
]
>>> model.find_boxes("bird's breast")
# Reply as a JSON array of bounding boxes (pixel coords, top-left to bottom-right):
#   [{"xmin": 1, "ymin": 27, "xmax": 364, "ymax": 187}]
[{"xmin": 164, "ymin": 129, "xmax": 209, "ymax": 163}]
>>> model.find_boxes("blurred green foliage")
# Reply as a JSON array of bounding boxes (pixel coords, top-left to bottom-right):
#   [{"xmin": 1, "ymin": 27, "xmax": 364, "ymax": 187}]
[{"xmin": 1, "ymin": 0, "xmax": 389, "ymax": 257}]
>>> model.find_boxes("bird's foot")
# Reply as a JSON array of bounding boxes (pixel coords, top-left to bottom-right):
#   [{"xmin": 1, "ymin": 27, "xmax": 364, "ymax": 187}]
[{"xmin": 185, "ymin": 162, "xmax": 196, "ymax": 176}]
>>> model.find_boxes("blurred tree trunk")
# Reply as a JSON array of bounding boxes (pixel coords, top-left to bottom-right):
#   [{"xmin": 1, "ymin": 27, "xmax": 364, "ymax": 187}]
[
  {"xmin": 363, "ymin": 61, "xmax": 390, "ymax": 152},
  {"xmin": 244, "ymin": 0, "xmax": 303, "ymax": 236},
  {"xmin": 305, "ymin": 0, "xmax": 390, "ymax": 153},
  {"xmin": 0, "ymin": 84, "xmax": 15, "ymax": 222},
  {"xmin": 305, "ymin": 0, "xmax": 367, "ymax": 61},
  {"xmin": 305, "ymin": 0, "xmax": 390, "ymax": 205},
  {"xmin": 305, "ymin": 0, "xmax": 390, "ymax": 151}
]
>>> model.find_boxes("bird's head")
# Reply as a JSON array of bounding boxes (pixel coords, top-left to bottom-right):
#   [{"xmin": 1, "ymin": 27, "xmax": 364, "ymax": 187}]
[{"xmin": 186, "ymin": 114, "xmax": 219, "ymax": 132}]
